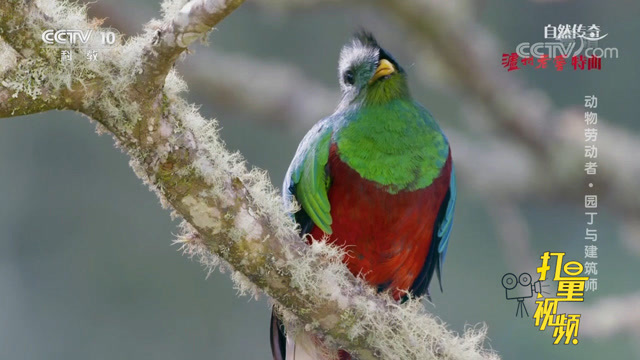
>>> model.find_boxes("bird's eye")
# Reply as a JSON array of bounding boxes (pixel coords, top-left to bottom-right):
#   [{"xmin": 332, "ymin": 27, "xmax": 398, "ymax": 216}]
[{"xmin": 343, "ymin": 69, "xmax": 355, "ymax": 85}]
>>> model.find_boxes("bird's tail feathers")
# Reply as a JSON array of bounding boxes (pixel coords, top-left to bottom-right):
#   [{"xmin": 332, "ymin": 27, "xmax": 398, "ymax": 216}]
[{"xmin": 286, "ymin": 331, "xmax": 328, "ymax": 360}]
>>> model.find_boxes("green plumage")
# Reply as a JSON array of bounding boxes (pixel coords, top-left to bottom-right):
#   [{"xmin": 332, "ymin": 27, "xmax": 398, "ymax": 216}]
[
  {"xmin": 291, "ymin": 126, "xmax": 334, "ymax": 234},
  {"xmin": 336, "ymin": 99, "xmax": 448, "ymax": 194}
]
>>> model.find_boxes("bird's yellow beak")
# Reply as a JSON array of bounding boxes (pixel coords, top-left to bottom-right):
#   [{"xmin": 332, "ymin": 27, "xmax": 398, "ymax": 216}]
[{"xmin": 370, "ymin": 59, "xmax": 395, "ymax": 83}]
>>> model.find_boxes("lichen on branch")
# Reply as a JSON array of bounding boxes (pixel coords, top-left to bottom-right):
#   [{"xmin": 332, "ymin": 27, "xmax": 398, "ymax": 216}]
[{"xmin": 0, "ymin": 1, "xmax": 498, "ymax": 359}]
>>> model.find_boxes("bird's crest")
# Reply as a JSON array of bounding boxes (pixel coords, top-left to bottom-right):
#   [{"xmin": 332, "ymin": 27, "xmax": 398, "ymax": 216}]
[{"xmin": 352, "ymin": 30, "xmax": 380, "ymax": 49}]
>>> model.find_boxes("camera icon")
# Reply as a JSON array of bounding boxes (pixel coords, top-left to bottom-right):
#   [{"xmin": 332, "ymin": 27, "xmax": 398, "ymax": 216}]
[{"xmin": 501, "ymin": 272, "xmax": 542, "ymax": 317}]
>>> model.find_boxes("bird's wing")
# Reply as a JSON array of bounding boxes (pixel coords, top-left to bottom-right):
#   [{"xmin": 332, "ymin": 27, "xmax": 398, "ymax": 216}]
[
  {"xmin": 272, "ymin": 121, "xmax": 334, "ymax": 360},
  {"xmin": 409, "ymin": 161, "xmax": 456, "ymax": 298},
  {"xmin": 283, "ymin": 120, "xmax": 333, "ymax": 235},
  {"xmin": 435, "ymin": 163, "xmax": 456, "ymax": 286}
]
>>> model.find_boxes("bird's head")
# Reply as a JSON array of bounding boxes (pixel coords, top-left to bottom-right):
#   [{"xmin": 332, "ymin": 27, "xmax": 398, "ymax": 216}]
[{"xmin": 337, "ymin": 31, "xmax": 409, "ymax": 108}]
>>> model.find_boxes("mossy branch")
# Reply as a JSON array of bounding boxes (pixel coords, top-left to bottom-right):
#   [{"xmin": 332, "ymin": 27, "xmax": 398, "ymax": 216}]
[
  {"xmin": 0, "ymin": 1, "xmax": 498, "ymax": 359},
  {"xmin": 135, "ymin": 0, "xmax": 244, "ymax": 90}
]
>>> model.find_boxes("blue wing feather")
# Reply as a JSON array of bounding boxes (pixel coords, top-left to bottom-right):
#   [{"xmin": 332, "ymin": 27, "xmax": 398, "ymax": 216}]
[
  {"xmin": 408, "ymin": 160, "xmax": 456, "ymax": 299},
  {"xmin": 437, "ymin": 163, "xmax": 456, "ymax": 265}
]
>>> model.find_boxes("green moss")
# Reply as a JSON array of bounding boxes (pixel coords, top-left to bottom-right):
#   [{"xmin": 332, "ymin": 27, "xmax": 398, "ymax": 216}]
[{"xmin": 156, "ymin": 152, "xmax": 200, "ymax": 199}]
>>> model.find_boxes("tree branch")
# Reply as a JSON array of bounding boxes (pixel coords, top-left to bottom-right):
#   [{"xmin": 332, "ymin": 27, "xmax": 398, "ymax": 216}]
[
  {"xmin": 135, "ymin": 0, "xmax": 244, "ymax": 89},
  {"xmin": 0, "ymin": 1, "xmax": 497, "ymax": 359}
]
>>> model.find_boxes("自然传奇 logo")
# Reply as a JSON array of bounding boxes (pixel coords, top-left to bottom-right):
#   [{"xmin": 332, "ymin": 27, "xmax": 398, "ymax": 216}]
[{"xmin": 502, "ymin": 24, "xmax": 618, "ymax": 72}]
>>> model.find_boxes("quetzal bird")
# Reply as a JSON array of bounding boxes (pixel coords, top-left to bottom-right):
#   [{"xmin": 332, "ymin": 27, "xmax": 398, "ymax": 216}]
[{"xmin": 270, "ymin": 32, "xmax": 456, "ymax": 360}]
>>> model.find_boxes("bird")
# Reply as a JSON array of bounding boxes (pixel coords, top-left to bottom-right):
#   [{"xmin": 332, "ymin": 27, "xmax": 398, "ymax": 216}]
[{"xmin": 270, "ymin": 31, "xmax": 456, "ymax": 360}]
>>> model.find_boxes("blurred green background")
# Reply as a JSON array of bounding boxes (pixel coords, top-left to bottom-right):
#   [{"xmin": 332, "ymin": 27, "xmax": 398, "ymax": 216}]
[{"xmin": 1, "ymin": 0, "xmax": 639, "ymax": 359}]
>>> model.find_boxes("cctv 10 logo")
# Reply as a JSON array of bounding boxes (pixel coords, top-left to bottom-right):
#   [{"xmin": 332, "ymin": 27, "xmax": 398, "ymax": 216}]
[{"xmin": 41, "ymin": 29, "xmax": 117, "ymax": 47}]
